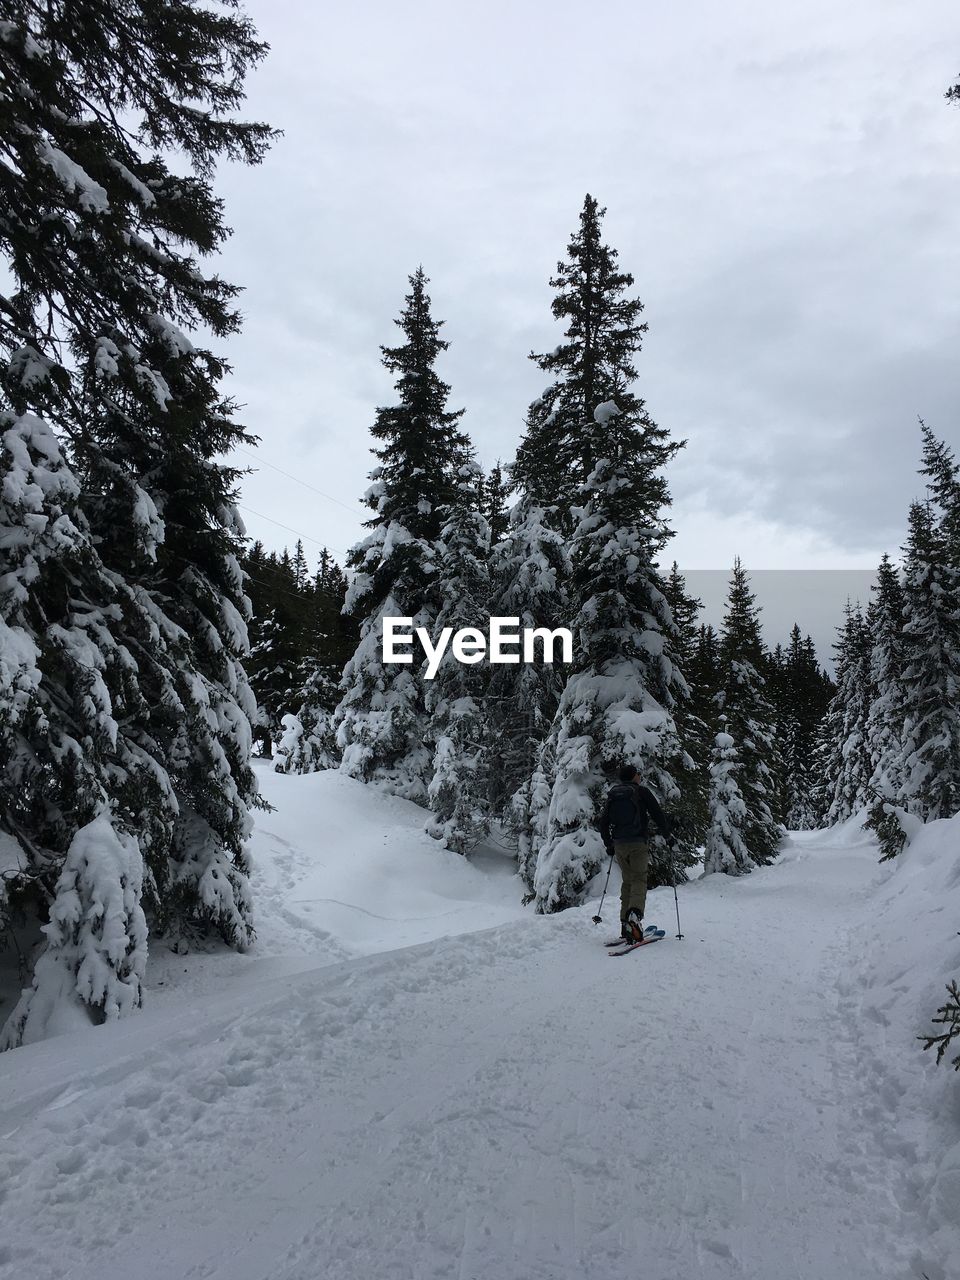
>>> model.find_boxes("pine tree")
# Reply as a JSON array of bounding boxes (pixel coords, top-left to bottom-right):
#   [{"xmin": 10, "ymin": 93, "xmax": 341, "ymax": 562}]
[
  {"xmin": 291, "ymin": 539, "xmax": 309, "ymax": 592},
  {"xmin": 0, "ymin": 0, "xmax": 273, "ymax": 1042},
  {"xmin": 688, "ymin": 623, "xmax": 724, "ymax": 729},
  {"xmin": 273, "ymin": 549, "xmax": 355, "ymax": 774},
  {"xmin": 865, "ymin": 554, "xmax": 906, "ymax": 804},
  {"xmin": 716, "ymin": 561, "xmax": 781, "ymax": 863},
  {"xmin": 487, "ymin": 495, "xmax": 571, "ymax": 877},
  {"xmin": 898, "ymin": 501, "xmax": 960, "ymax": 820},
  {"xmin": 702, "ymin": 731, "xmax": 754, "ymax": 876},
  {"xmin": 513, "ymin": 201, "xmax": 686, "ymax": 909},
  {"xmin": 662, "ymin": 563, "xmax": 710, "ymax": 848},
  {"xmin": 484, "ymin": 461, "xmax": 510, "ymax": 545},
  {"xmin": 0, "ymin": 415, "xmax": 154, "ymax": 1043},
  {"xmin": 334, "ymin": 269, "xmax": 471, "ymax": 801},
  {"xmin": 816, "ymin": 604, "xmax": 873, "ymax": 825},
  {"xmin": 769, "ymin": 625, "xmax": 831, "ymax": 830},
  {"xmin": 425, "ymin": 464, "xmax": 492, "ymax": 853},
  {"xmin": 513, "ymin": 195, "xmax": 676, "ymax": 526},
  {"xmin": 919, "ymin": 420, "xmax": 960, "ymax": 561},
  {"xmin": 530, "ymin": 446, "xmax": 689, "ymax": 913}
]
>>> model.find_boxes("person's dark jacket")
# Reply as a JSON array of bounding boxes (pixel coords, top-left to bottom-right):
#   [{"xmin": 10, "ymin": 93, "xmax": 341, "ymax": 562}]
[{"xmin": 599, "ymin": 781, "xmax": 670, "ymax": 848}]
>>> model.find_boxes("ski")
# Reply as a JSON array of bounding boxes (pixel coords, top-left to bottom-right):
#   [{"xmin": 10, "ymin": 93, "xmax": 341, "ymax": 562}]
[
  {"xmin": 608, "ymin": 929, "xmax": 666, "ymax": 956},
  {"xmin": 604, "ymin": 924, "xmax": 660, "ymax": 947}
]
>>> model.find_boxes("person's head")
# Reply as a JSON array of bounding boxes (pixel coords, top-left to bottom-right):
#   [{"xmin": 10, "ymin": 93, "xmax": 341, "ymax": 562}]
[{"xmin": 618, "ymin": 764, "xmax": 638, "ymax": 784}]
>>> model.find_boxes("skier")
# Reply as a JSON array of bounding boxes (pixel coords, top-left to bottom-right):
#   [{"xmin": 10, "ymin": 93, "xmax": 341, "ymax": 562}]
[{"xmin": 599, "ymin": 764, "xmax": 672, "ymax": 944}]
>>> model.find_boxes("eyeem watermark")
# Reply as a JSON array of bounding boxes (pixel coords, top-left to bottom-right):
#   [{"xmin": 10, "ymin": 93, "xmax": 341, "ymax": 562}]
[{"xmin": 383, "ymin": 617, "xmax": 573, "ymax": 679}]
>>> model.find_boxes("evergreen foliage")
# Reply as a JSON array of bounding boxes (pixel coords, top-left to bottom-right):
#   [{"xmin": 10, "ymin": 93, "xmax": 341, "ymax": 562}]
[
  {"xmin": 530, "ymin": 445, "xmax": 689, "ymax": 913},
  {"xmin": 662, "ymin": 564, "xmax": 711, "ymax": 847},
  {"xmin": 0, "ymin": 0, "xmax": 274, "ymax": 1041},
  {"xmin": 767, "ymin": 625, "xmax": 833, "ymax": 829},
  {"xmin": 334, "ymin": 269, "xmax": 471, "ymax": 801},
  {"xmin": 688, "ymin": 623, "xmax": 724, "ymax": 727},
  {"xmin": 484, "ymin": 461, "xmax": 510, "ymax": 545},
  {"xmin": 425, "ymin": 464, "xmax": 492, "ymax": 853},
  {"xmin": 702, "ymin": 732, "xmax": 754, "ymax": 876},
  {"xmin": 507, "ymin": 196, "xmax": 688, "ymax": 909},
  {"xmin": 716, "ymin": 561, "xmax": 781, "ymax": 863},
  {"xmin": 513, "ymin": 195, "xmax": 678, "ymax": 526},
  {"xmin": 918, "ymin": 420, "xmax": 960, "ymax": 559},
  {"xmin": 487, "ymin": 495, "xmax": 571, "ymax": 872},
  {"xmin": 241, "ymin": 541, "xmax": 352, "ymax": 754},
  {"xmin": 816, "ymin": 604, "xmax": 873, "ymax": 826},
  {"xmin": 864, "ymin": 554, "xmax": 906, "ymax": 805},
  {"xmin": 921, "ymin": 980, "xmax": 960, "ymax": 1071},
  {"xmin": 898, "ymin": 500, "xmax": 960, "ymax": 821}
]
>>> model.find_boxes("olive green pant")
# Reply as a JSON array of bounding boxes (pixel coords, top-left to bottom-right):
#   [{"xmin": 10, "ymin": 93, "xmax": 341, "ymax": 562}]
[{"xmin": 614, "ymin": 839, "xmax": 650, "ymax": 922}]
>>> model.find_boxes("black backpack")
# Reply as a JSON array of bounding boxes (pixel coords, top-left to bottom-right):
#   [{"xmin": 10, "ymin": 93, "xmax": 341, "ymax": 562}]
[{"xmin": 606, "ymin": 783, "xmax": 645, "ymax": 840}]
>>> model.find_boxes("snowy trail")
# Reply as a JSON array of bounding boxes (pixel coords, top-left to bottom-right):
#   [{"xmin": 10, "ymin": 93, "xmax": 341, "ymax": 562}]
[{"xmin": 0, "ymin": 822, "xmax": 926, "ymax": 1280}]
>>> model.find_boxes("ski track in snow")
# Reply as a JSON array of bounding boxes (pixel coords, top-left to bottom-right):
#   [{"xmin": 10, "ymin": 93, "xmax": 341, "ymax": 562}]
[{"xmin": 0, "ymin": 773, "xmax": 951, "ymax": 1280}]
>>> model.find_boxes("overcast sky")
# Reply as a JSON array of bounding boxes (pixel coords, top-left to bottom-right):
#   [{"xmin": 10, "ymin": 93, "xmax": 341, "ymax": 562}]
[{"xmin": 212, "ymin": 0, "xmax": 960, "ymax": 647}]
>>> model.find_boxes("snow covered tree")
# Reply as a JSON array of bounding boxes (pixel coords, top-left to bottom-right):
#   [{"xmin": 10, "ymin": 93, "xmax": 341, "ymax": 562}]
[
  {"xmin": 530, "ymin": 436, "xmax": 688, "ymax": 913},
  {"xmin": 424, "ymin": 464, "xmax": 491, "ymax": 853},
  {"xmin": 1, "ymin": 1, "xmax": 273, "ymax": 1042},
  {"xmin": 487, "ymin": 495, "xmax": 571, "ymax": 868},
  {"xmin": 334, "ymin": 269, "xmax": 471, "ymax": 801},
  {"xmin": 767, "ymin": 625, "xmax": 832, "ymax": 830},
  {"xmin": 514, "ymin": 202, "xmax": 686, "ymax": 910},
  {"xmin": 484, "ymin": 461, "xmax": 510, "ymax": 545},
  {"xmin": 898, "ymin": 501, "xmax": 960, "ymax": 821},
  {"xmin": 816, "ymin": 604, "xmax": 873, "ymax": 826},
  {"xmin": 688, "ymin": 623, "xmax": 723, "ymax": 728},
  {"xmin": 0, "ymin": 415, "xmax": 157, "ymax": 1043},
  {"xmin": 662, "ymin": 563, "xmax": 710, "ymax": 848},
  {"xmin": 1, "ymin": 817, "xmax": 148, "ymax": 1047},
  {"xmin": 716, "ymin": 561, "xmax": 781, "ymax": 862},
  {"xmin": 702, "ymin": 731, "xmax": 754, "ymax": 876},
  {"xmin": 865, "ymin": 554, "xmax": 906, "ymax": 804},
  {"xmin": 922, "ymin": 980, "xmax": 960, "ymax": 1071},
  {"xmin": 272, "ymin": 701, "xmax": 337, "ymax": 776},
  {"xmin": 918, "ymin": 420, "xmax": 960, "ymax": 561},
  {"xmin": 242, "ymin": 544, "xmax": 353, "ymax": 757},
  {"xmin": 513, "ymin": 195, "xmax": 675, "ymax": 528}
]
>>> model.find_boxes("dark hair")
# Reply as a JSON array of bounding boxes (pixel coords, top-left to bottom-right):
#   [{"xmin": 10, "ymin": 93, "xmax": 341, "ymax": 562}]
[{"xmin": 618, "ymin": 764, "xmax": 638, "ymax": 783}]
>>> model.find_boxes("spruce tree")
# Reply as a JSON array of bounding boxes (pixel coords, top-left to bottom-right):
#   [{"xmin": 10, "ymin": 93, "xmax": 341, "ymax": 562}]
[
  {"xmin": 425, "ymin": 464, "xmax": 492, "ymax": 853},
  {"xmin": 513, "ymin": 195, "xmax": 676, "ymax": 526},
  {"xmin": 514, "ymin": 201, "xmax": 686, "ymax": 909},
  {"xmin": 0, "ymin": 416, "xmax": 152, "ymax": 1044},
  {"xmin": 898, "ymin": 501, "xmax": 960, "ymax": 820},
  {"xmin": 816, "ymin": 604, "xmax": 873, "ymax": 825},
  {"xmin": 919, "ymin": 421, "xmax": 960, "ymax": 560},
  {"xmin": 334, "ymin": 269, "xmax": 471, "ymax": 801},
  {"xmin": 716, "ymin": 561, "xmax": 781, "ymax": 862},
  {"xmin": 530, "ymin": 445, "xmax": 689, "ymax": 913},
  {"xmin": 487, "ymin": 496, "xmax": 571, "ymax": 886},
  {"xmin": 688, "ymin": 623, "xmax": 724, "ymax": 728},
  {"xmin": 484, "ymin": 461, "xmax": 510, "ymax": 545},
  {"xmin": 769, "ymin": 625, "xmax": 831, "ymax": 830},
  {"xmin": 702, "ymin": 731, "xmax": 754, "ymax": 876},
  {"xmin": 865, "ymin": 554, "xmax": 906, "ymax": 804},
  {"xmin": 661, "ymin": 563, "xmax": 710, "ymax": 848},
  {"xmin": 0, "ymin": 0, "xmax": 273, "ymax": 1041}
]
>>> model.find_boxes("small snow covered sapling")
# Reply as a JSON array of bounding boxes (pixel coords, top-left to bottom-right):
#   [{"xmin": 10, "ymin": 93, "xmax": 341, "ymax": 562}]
[{"xmin": 921, "ymin": 979, "xmax": 960, "ymax": 1071}]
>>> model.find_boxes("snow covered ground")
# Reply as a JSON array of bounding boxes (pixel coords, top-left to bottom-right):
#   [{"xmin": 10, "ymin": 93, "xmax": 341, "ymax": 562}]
[{"xmin": 1, "ymin": 764, "xmax": 959, "ymax": 1280}]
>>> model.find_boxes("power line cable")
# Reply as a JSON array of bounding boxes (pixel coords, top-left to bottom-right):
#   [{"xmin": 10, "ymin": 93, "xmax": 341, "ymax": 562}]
[
  {"xmin": 236, "ymin": 503, "xmax": 352, "ymax": 560},
  {"xmin": 234, "ymin": 445, "xmax": 367, "ymax": 517}
]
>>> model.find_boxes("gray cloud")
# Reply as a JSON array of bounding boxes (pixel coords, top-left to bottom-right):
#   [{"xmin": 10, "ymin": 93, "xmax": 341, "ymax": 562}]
[{"xmin": 211, "ymin": 0, "xmax": 960, "ymax": 580}]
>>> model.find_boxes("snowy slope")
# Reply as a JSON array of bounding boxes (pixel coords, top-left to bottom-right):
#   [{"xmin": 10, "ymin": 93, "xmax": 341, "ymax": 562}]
[
  {"xmin": 1, "ymin": 772, "xmax": 959, "ymax": 1280},
  {"xmin": 137, "ymin": 763, "xmax": 527, "ymax": 1010}
]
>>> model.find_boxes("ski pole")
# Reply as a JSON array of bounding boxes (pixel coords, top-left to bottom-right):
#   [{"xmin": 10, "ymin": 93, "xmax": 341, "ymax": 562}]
[
  {"xmin": 672, "ymin": 866, "xmax": 684, "ymax": 940},
  {"xmin": 592, "ymin": 851, "xmax": 615, "ymax": 924}
]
